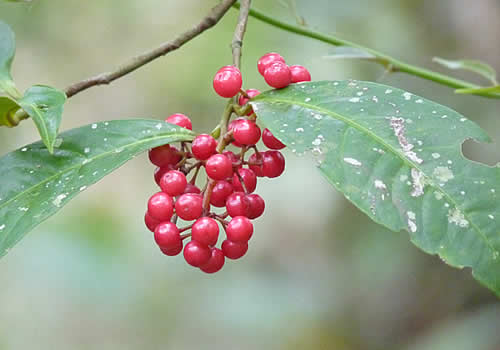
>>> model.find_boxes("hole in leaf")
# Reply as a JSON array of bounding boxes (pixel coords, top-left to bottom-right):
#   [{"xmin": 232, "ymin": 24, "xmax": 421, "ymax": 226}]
[{"xmin": 462, "ymin": 139, "xmax": 499, "ymax": 166}]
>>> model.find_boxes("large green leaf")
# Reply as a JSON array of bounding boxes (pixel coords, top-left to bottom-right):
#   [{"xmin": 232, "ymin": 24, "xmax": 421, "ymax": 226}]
[
  {"xmin": 0, "ymin": 20, "xmax": 20, "ymax": 99},
  {"xmin": 0, "ymin": 96, "xmax": 20, "ymax": 127},
  {"xmin": 0, "ymin": 119, "xmax": 194, "ymax": 257},
  {"xmin": 250, "ymin": 80, "xmax": 500, "ymax": 296},
  {"xmin": 17, "ymin": 85, "xmax": 67, "ymax": 153}
]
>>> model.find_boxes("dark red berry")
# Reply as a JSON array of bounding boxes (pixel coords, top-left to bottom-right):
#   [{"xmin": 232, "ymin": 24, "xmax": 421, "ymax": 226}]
[
  {"xmin": 144, "ymin": 211, "xmax": 161, "ymax": 232},
  {"xmin": 226, "ymin": 216, "xmax": 253, "ymax": 243},
  {"xmin": 192, "ymin": 134, "xmax": 217, "ymax": 160},
  {"xmin": 192, "ymin": 217, "xmax": 219, "ymax": 246},
  {"xmin": 184, "ymin": 183, "xmax": 201, "ymax": 194},
  {"xmin": 147, "ymin": 192, "xmax": 174, "ymax": 221},
  {"xmin": 246, "ymin": 194, "xmax": 265, "ymax": 219},
  {"xmin": 289, "ymin": 65, "xmax": 311, "ymax": 83},
  {"xmin": 228, "ymin": 119, "xmax": 245, "ymax": 147},
  {"xmin": 154, "ymin": 164, "xmax": 176, "ymax": 186},
  {"xmin": 264, "ymin": 61, "xmax": 291, "ymax": 89},
  {"xmin": 233, "ymin": 120, "xmax": 261, "ymax": 145},
  {"xmin": 166, "ymin": 113, "xmax": 192, "ymax": 130},
  {"xmin": 159, "ymin": 170, "xmax": 187, "ymax": 196},
  {"xmin": 213, "ymin": 66, "xmax": 242, "ymax": 98},
  {"xmin": 205, "ymin": 154, "xmax": 233, "ymax": 180},
  {"xmin": 226, "ymin": 192, "xmax": 250, "ymax": 217},
  {"xmin": 232, "ymin": 168, "xmax": 257, "ymax": 193},
  {"xmin": 200, "ymin": 248, "xmax": 225, "ymax": 273},
  {"xmin": 262, "ymin": 151, "xmax": 285, "ymax": 178},
  {"xmin": 248, "ymin": 152, "xmax": 264, "ymax": 177},
  {"xmin": 258, "ymin": 52, "xmax": 286, "ymax": 76},
  {"xmin": 183, "ymin": 240, "xmax": 211, "ymax": 267},
  {"xmin": 262, "ymin": 128, "xmax": 285, "ymax": 150},
  {"xmin": 149, "ymin": 145, "xmax": 181, "ymax": 167},
  {"xmin": 222, "ymin": 240, "xmax": 248, "ymax": 260},
  {"xmin": 160, "ymin": 241, "xmax": 183, "ymax": 256},
  {"xmin": 175, "ymin": 193, "xmax": 203, "ymax": 221},
  {"xmin": 210, "ymin": 180, "xmax": 234, "ymax": 207},
  {"xmin": 238, "ymin": 89, "xmax": 261, "ymax": 116},
  {"xmin": 154, "ymin": 222, "xmax": 181, "ymax": 248}
]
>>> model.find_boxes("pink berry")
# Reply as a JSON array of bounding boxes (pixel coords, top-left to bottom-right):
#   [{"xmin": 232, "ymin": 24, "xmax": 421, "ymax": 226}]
[
  {"xmin": 154, "ymin": 222, "xmax": 181, "ymax": 248},
  {"xmin": 144, "ymin": 211, "xmax": 161, "ymax": 232},
  {"xmin": 147, "ymin": 192, "xmax": 174, "ymax": 221},
  {"xmin": 262, "ymin": 150, "xmax": 285, "ymax": 178},
  {"xmin": 205, "ymin": 154, "xmax": 233, "ymax": 180},
  {"xmin": 289, "ymin": 65, "xmax": 311, "ymax": 83},
  {"xmin": 213, "ymin": 66, "xmax": 242, "ymax": 98},
  {"xmin": 258, "ymin": 52, "xmax": 286, "ymax": 76},
  {"xmin": 192, "ymin": 134, "xmax": 217, "ymax": 160},
  {"xmin": 166, "ymin": 113, "xmax": 192, "ymax": 130},
  {"xmin": 228, "ymin": 119, "xmax": 245, "ymax": 147},
  {"xmin": 262, "ymin": 128, "xmax": 285, "ymax": 150},
  {"xmin": 264, "ymin": 61, "xmax": 291, "ymax": 89},
  {"xmin": 149, "ymin": 145, "xmax": 181, "ymax": 167},
  {"xmin": 175, "ymin": 193, "xmax": 204, "ymax": 221},
  {"xmin": 192, "ymin": 217, "xmax": 219, "ymax": 246},
  {"xmin": 226, "ymin": 216, "xmax": 253, "ymax": 243},
  {"xmin": 246, "ymin": 194, "xmax": 265, "ymax": 219},
  {"xmin": 160, "ymin": 170, "xmax": 187, "ymax": 196},
  {"xmin": 200, "ymin": 248, "xmax": 225, "ymax": 273},
  {"xmin": 222, "ymin": 150, "xmax": 241, "ymax": 168},
  {"xmin": 222, "ymin": 240, "xmax": 248, "ymax": 260},
  {"xmin": 184, "ymin": 183, "xmax": 201, "ymax": 194},
  {"xmin": 154, "ymin": 165, "xmax": 176, "ymax": 186},
  {"xmin": 160, "ymin": 241, "xmax": 183, "ymax": 256},
  {"xmin": 233, "ymin": 119, "xmax": 261, "ymax": 145},
  {"xmin": 226, "ymin": 192, "xmax": 250, "ymax": 217},
  {"xmin": 183, "ymin": 240, "xmax": 211, "ymax": 267},
  {"xmin": 232, "ymin": 168, "xmax": 257, "ymax": 193},
  {"xmin": 210, "ymin": 180, "xmax": 234, "ymax": 207},
  {"xmin": 248, "ymin": 153, "xmax": 264, "ymax": 177}
]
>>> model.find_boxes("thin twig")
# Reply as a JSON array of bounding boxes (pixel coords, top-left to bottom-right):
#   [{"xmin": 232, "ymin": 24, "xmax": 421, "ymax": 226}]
[{"xmin": 231, "ymin": 0, "xmax": 251, "ymax": 68}]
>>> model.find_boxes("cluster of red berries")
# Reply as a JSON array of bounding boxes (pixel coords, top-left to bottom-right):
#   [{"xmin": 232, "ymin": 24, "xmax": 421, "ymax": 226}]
[{"xmin": 144, "ymin": 53, "xmax": 310, "ymax": 273}]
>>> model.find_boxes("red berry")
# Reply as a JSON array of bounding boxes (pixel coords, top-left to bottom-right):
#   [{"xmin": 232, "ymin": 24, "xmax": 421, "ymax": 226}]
[
  {"xmin": 213, "ymin": 66, "xmax": 242, "ymax": 98},
  {"xmin": 233, "ymin": 119, "xmax": 261, "ymax": 145},
  {"xmin": 154, "ymin": 165, "xmax": 176, "ymax": 186},
  {"xmin": 289, "ymin": 65, "xmax": 311, "ymax": 83},
  {"xmin": 154, "ymin": 222, "xmax": 181, "ymax": 248},
  {"xmin": 264, "ymin": 61, "xmax": 291, "ymax": 89},
  {"xmin": 210, "ymin": 180, "xmax": 234, "ymax": 207},
  {"xmin": 148, "ymin": 145, "xmax": 181, "ymax": 167},
  {"xmin": 192, "ymin": 134, "xmax": 217, "ymax": 160},
  {"xmin": 222, "ymin": 240, "xmax": 248, "ymax": 260},
  {"xmin": 248, "ymin": 152, "xmax": 264, "ymax": 177},
  {"xmin": 232, "ymin": 168, "xmax": 257, "ymax": 193},
  {"xmin": 184, "ymin": 183, "xmax": 201, "ymax": 194},
  {"xmin": 262, "ymin": 150, "xmax": 285, "ymax": 178},
  {"xmin": 175, "ymin": 193, "xmax": 203, "ymax": 221},
  {"xmin": 147, "ymin": 192, "xmax": 174, "ymax": 221},
  {"xmin": 144, "ymin": 211, "xmax": 161, "ymax": 232},
  {"xmin": 262, "ymin": 128, "xmax": 285, "ymax": 150},
  {"xmin": 159, "ymin": 170, "xmax": 187, "ymax": 196},
  {"xmin": 246, "ymin": 194, "xmax": 265, "ymax": 219},
  {"xmin": 199, "ymin": 248, "xmax": 225, "ymax": 273},
  {"xmin": 183, "ymin": 240, "xmax": 211, "ymax": 267},
  {"xmin": 226, "ymin": 192, "xmax": 250, "ymax": 217},
  {"xmin": 192, "ymin": 217, "xmax": 219, "ymax": 246},
  {"xmin": 160, "ymin": 241, "xmax": 183, "ymax": 256},
  {"xmin": 222, "ymin": 150, "xmax": 241, "ymax": 168},
  {"xmin": 228, "ymin": 119, "xmax": 245, "ymax": 147},
  {"xmin": 166, "ymin": 113, "xmax": 192, "ymax": 130},
  {"xmin": 226, "ymin": 216, "xmax": 253, "ymax": 243},
  {"xmin": 238, "ymin": 89, "xmax": 261, "ymax": 116},
  {"xmin": 205, "ymin": 154, "xmax": 233, "ymax": 180},
  {"xmin": 258, "ymin": 52, "xmax": 286, "ymax": 76}
]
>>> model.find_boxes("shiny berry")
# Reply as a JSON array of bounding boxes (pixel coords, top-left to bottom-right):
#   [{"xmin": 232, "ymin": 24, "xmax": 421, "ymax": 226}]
[
  {"xmin": 226, "ymin": 216, "xmax": 253, "ymax": 243},
  {"xmin": 154, "ymin": 222, "xmax": 181, "ymax": 248},
  {"xmin": 160, "ymin": 241, "xmax": 183, "ymax": 256},
  {"xmin": 213, "ymin": 66, "xmax": 242, "ymax": 98},
  {"xmin": 258, "ymin": 52, "xmax": 286, "ymax": 76},
  {"xmin": 232, "ymin": 168, "xmax": 257, "ymax": 193},
  {"xmin": 246, "ymin": 194, "xmax": 265, "ymax": 219},
  {"xmin": 154, "ymin": 164, "xmax": 176, "ymax": 186},
  {"xmin": 144, "ymin": 211, "xmax": 161, "ymax": 232},
  {"xmin": 159, "ymin": 170, "xmax": 187, "ymax": 196},
  {"xmin": 262, "ymin": 150, "xmax": 285, "ymax": 178},
  {"xmin": 262, "ymin": 128, "xmax": 285, "ymax": 150},
  {"xmin": 289, "ymin": 65, "xmax": 311, "ymax": 83},
  {"xmin": 222, "ymin": 151, "xmax": 241, "ymax": 168},
  {"xmin": 166, "ymin": 113, "xmax": 192, "ymax": 130},
  {"xmin": 148, "ymin": 145, "xmax": 181, "ymax": 167},
  {"xmin": 192, "ymin": 134, "xmax": 217, "ymax": 160},
  {"xmin": 222, "ymin": 240, "xmax": 248, "ymax": 260},
  {"xmin": 247, "ymin": 152, "xmax": 264, "ymax": 177},
  {"xmin": 226, "ymin": 192, "xmax": 250, "ymax": 217},
  {"xmin": 183, "ymin": 240, "xmax": 211, "ymax": 267},
  {"xmin": 192, "ymin": 217, "xmax": 219, "ymax": 246},
  {"xmin": 264, "ymin": 61, "xmax": 291, "ymax": 89},
  {"xmin": 175, "ymin": 193, "xmax": 203, "ymax": 221},
  {"xmin": 200, "ymin": 248, "xmax": 225, "ymax": 273},
  {"xmin": 228, "ymin": 119, "xmax": 245, "ymax": 147},
  {"xmin": 205, "ymin": 154, "xmax": 233, "ymax": 180},
  {"xmin": 184, "ymin": 183, "xmax": 201, "ymax": 194},
  {"xmin": 147, "ymin": 192, "xmax": 174, "ymax": 221},
  {"xmin": 238, "ymin": 89, "xmax": 261, "ymax": 116},
  {"xmin": 210, "ymin": 180, "xmax": 234, "ymax": 207},
  {"xmin": 233, "ymin": 120, "xmax": 261, "ymax": 145}
]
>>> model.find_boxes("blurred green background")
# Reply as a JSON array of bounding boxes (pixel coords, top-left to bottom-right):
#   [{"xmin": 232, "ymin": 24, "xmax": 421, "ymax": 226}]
[{"xmin": 1, "ymin": 0, "xmax": 500, "ymax": 349}]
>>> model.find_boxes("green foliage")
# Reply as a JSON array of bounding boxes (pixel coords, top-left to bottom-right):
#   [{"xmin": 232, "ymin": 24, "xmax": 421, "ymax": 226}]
[
  {"xmin": 0, "ymin": 20, "xmax": 20, "ymax": 99},
  {"xmin": 433, "ymin": 57, "xmax": 498, "ymax": 85},
  {"xmin": 0, "ymin": 119, "xmax": 194, "ymax": 258},
  {"xmin": 0, "ymin": 96, "xmax": 20, "ymax": 127},
  {"xmin": 251, "ymin": 80, "xmax": 500, "ymax": 296}
]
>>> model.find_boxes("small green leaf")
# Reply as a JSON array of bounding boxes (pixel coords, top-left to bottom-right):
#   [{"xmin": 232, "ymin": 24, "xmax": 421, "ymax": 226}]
[
  {"xmin": 17, "ymin": 85, "xmax": 67, "ymax": 153},
  {"xmin": 0, "ymin": 21, "xmax": 21, "ymax": 99},
  {"xmin": 433, "ymin": 57, "xmax": 498, "ymax": 85},
  {"xmin": 0, "ymin": 119, "xmax": 194, "ymax": 258},
  {"xmin": 455, "ymin": 85, "xmax": 500, "ymax": 95},
  {"xmin": 0, "ymin": 96, "xmax": 20, "ymax": 127},
  {"xmin": 324, "ymin": 47, "xmax": 376, "ymax": 60},
  {"xmin": 251, "ymin": 80, "xmax": 500, "ymax": 296}
]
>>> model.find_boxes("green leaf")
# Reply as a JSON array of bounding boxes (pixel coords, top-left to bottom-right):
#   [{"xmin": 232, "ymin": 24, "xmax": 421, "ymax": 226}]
[
  {"xmin": 251, "ymin": 80, "xmax": 500, "ymax": 296},
  {"xmin": 433, "ymin": 57, "xmax": 498, "ymax": 85},
  {"xmin": 455, "ymin": 85, "xmax": 500, "ymax": 95},
  {"xmin": 0, "ymin": 119, "xmax": 194, "ymax": 257},
  {"xmin": 0, "ymin": 21, "xmax": 21, "ymax": 99},
  {"xmin": 17, "ymin": 85, "xmax": 67, "ymax": 153},
  {"xmin": 324, "ymin": 47, "xmax": 376, "ymax": 60},
  {"xmin": 0, "ymin": 96, "xmax": 20, "ymax": 127}
]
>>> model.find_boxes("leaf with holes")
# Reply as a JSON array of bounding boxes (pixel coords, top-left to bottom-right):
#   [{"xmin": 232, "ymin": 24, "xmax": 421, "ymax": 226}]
[
  {"xmin": 433, "ymin": 57, "xmax": 498, "ymax": 85},
  {"xmin": 251, "ymin": 80, "xmax": 500, "ymax": 296},
  {"xmin": 0, "ymin": 119, "xmax": 194, "ymax": 258},
  {"xmin": 0, "ymin": 96, "xmax": 20, "ymax": 127}
]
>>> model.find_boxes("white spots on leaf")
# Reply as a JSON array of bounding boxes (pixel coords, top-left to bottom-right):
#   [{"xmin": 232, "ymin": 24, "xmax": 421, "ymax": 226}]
[
  {"xmin": 372, "ymin": 96, "xmax": 379, "ymax": 103},
  {"xmin": 400, "ymin": 174, "xmax": 408, "ymax": 182},
  {"xmin": 84, "ymin": 147, "xmax": 90, "ymax": 154},
  {"xmin": 403, "ymin": 92, "xmax": 412, "ymax": 100},
  {"xmin": 349, "ymin": 97, "xmax": 360, "ymax": 103},
  {"xmin": 0, "ymin": 224, "xmax": 4, "ymax": 231},
  {"xmin": 91, "ymin": 123, "xmax": 98, "ymax": 129},
  {"xmin": 374, "ymin": 179, "xmax": 387, "ymax": 190},
  {"xmin": 295, "ymin": 127, "xmax": 304, "ymax": 132},
  {"xmin": 18, "ymin": 207, "xmax": 29, "ymax": 212},
  {"xmin": 21, "ymin": 147, "xmax": 28, "ymax": 152},
  {"xmin": 79, "ymin": 186, "xmax": 87, "ymax": 192},
  {"xmin": 448, "ymin": 208, "xmax": 469, "ymax": 228},
  {"xmin": 460, "ymin": 118, "xmax": 467, "ymax": 122},
  {"xmin": 433, "ymin": 166, "xmax": 454, "ymax": 183},
  {"xmin": 385, "ymin": 89, "xmax": 393, "ymax": 94},
  {"xmin": 415, "ymin": 99, "xmax": 424, "ymax": 104},
  {"xmin": 356, "ymin": 91, "xmax": 363, "ymax": 96},
  {"xmin": 312, "ymin": 138, "xmax": 322, "ymax": 146},
  {"xmin": 407, "ymin": 211, "xmax": 416, "ymax": 220},
  {"xmin": 491, "ymin": 189, "xmax": 496, "ymax": 193},
  {"xmin": 431, "ymin": 153, "xmax": 441, "ymax": 159},
  {"xmin": 441, "ymin": 115, "xmax": 448, "ymax": 119},
  {"xmin": 407, "ymin": 211, "xmax": 417, "ymax": 232},
  {"xmin": 410, "ymin": 168, "xmax": 425, "ymax": 197},
  {"xmin": 155, "ymin": 123, "xmax": 163, "ymax": 130},
  {"xmin": 53, "ymin": 194, "xmax": 67, "ymax": 207},
  {"xmin": 305, "ymin": 97, "xmax": 312, "ymax": 102},
  {"xmin": 343, "ymin": 157, "xmax": 362, "ymax": 167},
  {"xmin": 489, "ymin": 214, "xmax": 495, "ymax": 220},
  {"xmin": 432, "ymin": 110, "xmax": 437, "ymax": 114},
  {"xmin": 434, "ymin": 191, "xmax": 443, "ymax": 200},
  {"xmin": 390, "ymin": 117, "xmax": 423, "ymax": 164}
]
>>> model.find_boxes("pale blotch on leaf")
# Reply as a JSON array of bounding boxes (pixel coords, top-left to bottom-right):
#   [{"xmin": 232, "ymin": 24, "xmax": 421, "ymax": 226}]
[
  {"xmin": 433, "ymin": 166, "xmax": 454, "ymax": 183},
  {"xmin": 448, "ymin": 208, "xmax": 469, "ymax": 228}
]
